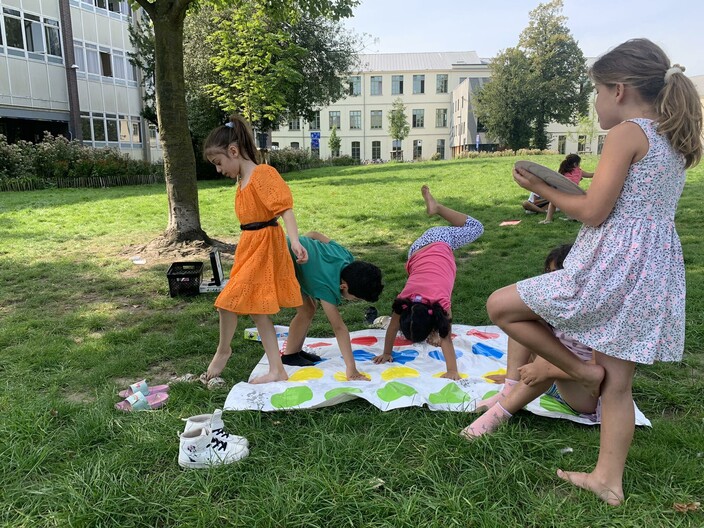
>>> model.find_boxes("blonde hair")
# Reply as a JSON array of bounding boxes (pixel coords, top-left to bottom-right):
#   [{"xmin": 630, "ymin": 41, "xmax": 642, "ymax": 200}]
[
  {"xmin": 203, "ymin": 114, "xmax": 259, "ymax": 164},
  {"xmin": 590, "ymin": 38, "xmax": 702, "ymax": 168}
]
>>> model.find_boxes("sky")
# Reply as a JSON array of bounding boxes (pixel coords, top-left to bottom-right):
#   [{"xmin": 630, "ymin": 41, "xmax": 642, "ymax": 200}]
[{"xmin": 343, "ymin": 0, "xmax": 704, "ymax": 77}]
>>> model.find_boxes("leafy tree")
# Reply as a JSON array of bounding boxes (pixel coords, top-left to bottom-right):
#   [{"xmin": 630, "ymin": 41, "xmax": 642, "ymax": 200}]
[
  {"xmin": 388, "ymin": 98, "xmax": 410, "ymax": 160},
  {"xmin": 475, "ymin": 0, "xmax": 590, "ymax": 150},
  {"xmin": 129, "ymin": 0, "xmax": 359, "ymax": 245},
  {"xmin": 328, "ymin": 125, "xmax": 341, "ymax": 157},
  {"xmin": 127, "ymin": 12, "xmax": 157, "ymax": 126}
]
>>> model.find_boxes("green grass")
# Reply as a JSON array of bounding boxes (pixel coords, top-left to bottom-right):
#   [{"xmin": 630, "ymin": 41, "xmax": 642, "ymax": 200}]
[{"xmin": 1, "ymin": 155, "xmax": 703, "ymax": 527}]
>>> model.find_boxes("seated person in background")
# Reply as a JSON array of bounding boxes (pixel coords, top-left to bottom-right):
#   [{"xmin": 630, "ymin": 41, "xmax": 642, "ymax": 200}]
[
  {"xmin": 522, "ymin": 192, "xmax": 550, "ymax": 214},
  {"xmin": 541, "ymin": 154, "xmax": 594, "ymax": 223},
  {"xmin": 281, "ymin": 232, "xmax": 383, "ymax": 381}
]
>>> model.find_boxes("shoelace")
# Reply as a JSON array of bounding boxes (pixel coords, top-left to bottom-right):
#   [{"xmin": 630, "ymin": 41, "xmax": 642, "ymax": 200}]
[
  {"xmin": 212, "ymin": 427, "xmax": 230, "ymax": 439},
  {"xmin": 209, "ymin": 437, "xmax": 228, "ymax": 451}
]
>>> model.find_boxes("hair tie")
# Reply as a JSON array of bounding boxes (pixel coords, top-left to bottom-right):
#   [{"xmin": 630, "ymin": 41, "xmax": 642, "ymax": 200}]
[
  {"xmin": 413, "ymin": 295, "xmax": 424, "ymax": 303},
  {"xmin": 664, "ymin": 64, "xmax": 685, "ymax": 83},
  {"xmin": 401, "ymin": 304, "xmax": 408, "ymax": 310},
  {"xmin": 224, "ymin": 122, "xmax": 235, "ymax": 128},
  {"xmin": 427, "ymin": 309, "xmax": 433, "ymax": 315}
]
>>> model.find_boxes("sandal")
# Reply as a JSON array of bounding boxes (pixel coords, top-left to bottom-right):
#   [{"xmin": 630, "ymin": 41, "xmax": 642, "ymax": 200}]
[
  {"xmin": 115, "ymin": 391, "xmax": 169, "ymax": 411},
  {"xmin": 118, "ymin": 379, "xmax": 170, "ymax": 399}
]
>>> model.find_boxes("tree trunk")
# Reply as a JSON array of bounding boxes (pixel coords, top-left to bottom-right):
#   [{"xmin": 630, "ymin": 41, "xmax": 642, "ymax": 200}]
[{"xmin": 152, "ymin": 9, "xmax": 210, "ymax": 244}]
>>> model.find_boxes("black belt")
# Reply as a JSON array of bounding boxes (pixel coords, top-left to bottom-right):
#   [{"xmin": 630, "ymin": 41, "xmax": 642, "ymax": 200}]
[{"xmin": 240, "ymin": 217, "xmax": 279, "ymax": 230}]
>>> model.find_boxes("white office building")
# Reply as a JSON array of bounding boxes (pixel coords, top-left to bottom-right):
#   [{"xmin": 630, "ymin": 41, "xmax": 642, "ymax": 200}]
[{"xmin": 0, "ymin": 0, "xmax": 162, "ymax": 160}]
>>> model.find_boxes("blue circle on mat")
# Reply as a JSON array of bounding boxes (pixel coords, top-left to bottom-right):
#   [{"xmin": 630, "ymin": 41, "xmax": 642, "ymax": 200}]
[
  {"xmin": 429, "ymin": 349, "xmax": 464, "ymax": 361},
  {"xmin": 471, "ymin": 342, "xmax": 504, "ymax": 359},
  {"xmin": 353, "ymin": 350, "xmax": 376, "ymax": 361},
  {"xmin": 391, "ymin": 349, "xmax": 419, "ymax": 364}
]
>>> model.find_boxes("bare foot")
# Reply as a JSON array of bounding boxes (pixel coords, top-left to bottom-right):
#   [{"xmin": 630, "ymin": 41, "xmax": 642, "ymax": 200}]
[
  {"xmin": 249, "ymin": 370, "xmax": 288, "ymax": 384},
  {"xmin": 421, "ymin": 185, "xmax": 439, "ymax": 216},
  {"xmin": 556, "ymin": 469, "xmax": 624, "ymax": 506},
  {"xmin": 206, "ymin": 347, "xmax": 232, "ymax": 379},
  {"xmin": 582, "ymin": 363, "xmax": 605, "ymax": 397}
]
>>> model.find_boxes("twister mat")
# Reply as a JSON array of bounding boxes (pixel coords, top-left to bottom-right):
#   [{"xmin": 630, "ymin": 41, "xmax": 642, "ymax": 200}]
[{"xmin": 224, "ymin": 325, "xmax": 651, "ymax": 427}]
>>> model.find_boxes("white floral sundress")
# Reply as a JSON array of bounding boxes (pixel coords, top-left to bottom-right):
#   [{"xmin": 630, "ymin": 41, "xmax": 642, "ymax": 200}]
[{"xmin": 517, "ymin": 118, "xmax": 686, "ymax": 364}]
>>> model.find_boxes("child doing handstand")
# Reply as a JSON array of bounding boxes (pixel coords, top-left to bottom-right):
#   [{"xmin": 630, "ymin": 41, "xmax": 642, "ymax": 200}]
[
  {"xmin": 373, "ymin": 186, "xmax": 484, "ymax": 379},
  {"xmin": 281, "ymin": 232, "xmax": 384, "ymax": 380},
  {"xmin": 203, "ymin": 115, "xmax": 308, "ymax": 384}
]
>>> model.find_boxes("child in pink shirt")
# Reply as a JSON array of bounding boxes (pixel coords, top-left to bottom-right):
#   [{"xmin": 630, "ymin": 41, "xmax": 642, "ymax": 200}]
[
  {"xmin": 541, "ymin": 154, "xmax": 594, "ymax": 223},
  {"xmin": 372, "ymin": 186, "xmax": 483, "ymax": 379}
]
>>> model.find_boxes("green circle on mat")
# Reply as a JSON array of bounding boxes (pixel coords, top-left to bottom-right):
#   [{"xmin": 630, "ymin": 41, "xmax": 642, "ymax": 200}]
[
  {"xmin": 271, "ymin": 386, "xmax": 314, "ymax": 408},
  {"xmin": 324, "ymin": 387, "xmax": 363, "ymax": 400},
  {"xmin": 377, "ymin": 381, "xmax": 418, "ymax": 402},
  {"xmin": 429, "ymin": 383, "xmax": 471, "ymax": 404},
  {"xmin": 539, "ymin": 394, "xmax": 579, "ymax": 416},
  {"xmin": 481, "ymin": 389, "xmax": 499, "ymax": 400}
]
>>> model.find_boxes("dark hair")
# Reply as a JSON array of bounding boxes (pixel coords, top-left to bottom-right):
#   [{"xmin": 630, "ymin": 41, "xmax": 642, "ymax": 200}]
[
  {"xmin": 392, "ymin": 298, "xmax": 450, "ymax": 343},
  {"xmin": 590, "ymin": 38, "xmax": 702, "ymax": 168},
  {"xmin": 558, "ymin": 154, "xmax": 581, "ymax": 175},
  {"xmin": 340, "ymin": 261, "xmax": 383, "ymax": 302},
  {"xmin": 203, "ymin": 114, "xmax": 259, "ymax": 164},
  {"xmin": 544, "ymin": 244, "xmax": 573, "ymax": 273}
]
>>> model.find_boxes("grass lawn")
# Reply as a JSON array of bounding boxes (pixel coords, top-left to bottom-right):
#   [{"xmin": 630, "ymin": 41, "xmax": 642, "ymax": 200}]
[{"xmin": 1, "ymin": 155, "xmax": 703, "ymax": 527}]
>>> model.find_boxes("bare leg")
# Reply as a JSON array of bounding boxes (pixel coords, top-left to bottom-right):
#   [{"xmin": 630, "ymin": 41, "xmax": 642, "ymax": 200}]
[
  {"xmin": 554, "ymin": 379, "xmax": 599, "ymax": 414},
  {"xmin": 283, "ymin": 296, "xmax": 316, "ymax": 355},
  {"xmin": 249, "ymin": 314, "xmax": 288, "ymax": 384},
  {"xmin": 487, "ymin": 285, "xmax": 604, "ymax": 396},
  {"xmin": 506, "ymin": 337, "xmax": 534, "ymax": 380},
  {"xmin": 557, "ymin": 352, "xmax": 635, "ymax": 506},
  {"xmin": 422, "ymin": 185, "xmax": 468, "ymax": 227},
  {"xmin": 206, "ymin": 308, "xmax": 237, "ymax": 379}
]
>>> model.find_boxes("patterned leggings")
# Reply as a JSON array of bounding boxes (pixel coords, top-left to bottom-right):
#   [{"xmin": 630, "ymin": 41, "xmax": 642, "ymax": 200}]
[{"xmin": 408, "ymin": 216, "xmax": 484, "ymax": 258}]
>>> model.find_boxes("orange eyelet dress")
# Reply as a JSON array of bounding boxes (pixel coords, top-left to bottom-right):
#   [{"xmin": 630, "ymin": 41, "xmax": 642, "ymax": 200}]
[{"xmin": 214, "ymin": 164, "xmax": 303, "ymax": 314}]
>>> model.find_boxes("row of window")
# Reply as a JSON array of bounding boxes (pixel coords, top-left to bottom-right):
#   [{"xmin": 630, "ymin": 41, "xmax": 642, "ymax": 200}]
[
  {"xmin": 71, "ymin": 0, "xmax": 132, "ymax": 18},
  {"xmin": 286, "ymin": 108, "xmax": 449, "ymax": 132},
  {"xmin": 81, "ymin": 112, "xmax": 141, "ymax": 144},
  {"xmin": 347, "ymin": 73, "xmax": 450, "ymax": 96},
  {"xmin": 278, "ymin": 139, "xmax": 446, "ymax": 161},
  {"xmin": 1, "ymin": 7, "xmax": 63, "ymax": 63},
  {"xmin": 73, "ymin": 39, "xmax": 138, "ymax": 82},
  {"xmin": 555, "ymin": 134, "xmax": 606, "ymax": 155}
]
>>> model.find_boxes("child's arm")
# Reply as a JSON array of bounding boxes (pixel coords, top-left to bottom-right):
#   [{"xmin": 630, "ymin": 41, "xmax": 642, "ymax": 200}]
[
  {"xmin": 373, "ymin": 312, "xmax": 401, "ymax": 364},
  {"xmin": 581, "ymin": 170, "xmax": 594, "ymax": 178},
  {"xmin": 281, "ymin": 209, "xmax": 308, "ymax": 263},
  {"xmin": 320, "ymin": 300, "xmax": 369, "ymax": 381},
  {"xmin": 304, "ymin": 231, "xmax": 331, "ymax": 243},
  {"xmin": 439, "ymin": 334, "xmax": 460, "ymax": 380}
]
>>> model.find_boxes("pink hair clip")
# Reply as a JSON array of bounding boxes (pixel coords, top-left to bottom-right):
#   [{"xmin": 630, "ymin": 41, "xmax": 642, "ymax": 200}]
[
  {"xmin": 427, "ymin": 309, "xmax": 433, "ymax": 315},
  {"xmin": 401, "ymin": 304, "xmax": 408, "ymax": 310}
]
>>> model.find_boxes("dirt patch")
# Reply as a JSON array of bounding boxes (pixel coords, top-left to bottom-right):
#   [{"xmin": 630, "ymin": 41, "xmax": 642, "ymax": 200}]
[
  {"xmin": 113, "ymin": 360, "xmax": 189, "ymax": 388},
  {"xmin": 121, "ymin": 237, "xmax": 237, "ymax": 268},
  {"xmin": 65, "ymin": 391, "xmax": 96, "ymax": 404}
]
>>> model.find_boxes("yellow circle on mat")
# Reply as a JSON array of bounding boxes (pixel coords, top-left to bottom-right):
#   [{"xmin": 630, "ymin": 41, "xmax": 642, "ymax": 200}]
[
  {"xmin": 482, "ymin": 368, "xmax": 507, "ymax": 383},
  {"xmin": 381, "ymin": 366, "xmax": 419, "ymax": 381},
  {"xmin": 333, "ymin": 371, "xmax": 371, "ymax": 382},
  {"xmin": 431, "ymin": 371, "xmax": 468, "ymax": 379},
  {"xmin": 288, "ymin": 367, "xmax": 325, "ymax": 382}
]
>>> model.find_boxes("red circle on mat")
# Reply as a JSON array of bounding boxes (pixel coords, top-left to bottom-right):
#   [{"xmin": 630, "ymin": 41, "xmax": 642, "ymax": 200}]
[
  {"xmin": 350, "ymin": 336, "xmax": 378, "ymax": 346},
  {"xmin": 393, "ymin": 336, "xmax": 413, "ymax": 346},
  {"xmin": 306, "ymin": 341, "xmax": 333, "ymax": 348}
]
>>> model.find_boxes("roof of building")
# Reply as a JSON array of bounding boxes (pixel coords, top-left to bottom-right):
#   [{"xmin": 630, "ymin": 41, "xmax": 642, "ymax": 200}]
[{"xmin": 355, "ymin": 51, "xmax": 485, "ymax": 72}]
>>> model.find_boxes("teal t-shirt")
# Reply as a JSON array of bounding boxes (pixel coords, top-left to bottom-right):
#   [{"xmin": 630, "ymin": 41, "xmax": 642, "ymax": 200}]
[{"xmin": 288, "ymin": 236, "xmax": 354, "ymax": 306}]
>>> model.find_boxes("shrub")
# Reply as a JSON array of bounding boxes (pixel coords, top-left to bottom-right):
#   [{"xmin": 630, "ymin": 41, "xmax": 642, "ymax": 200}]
[
  {"xmin": 269, "ymin": 148, "xmax": 325, "ymax": 174},
  {"xmin": 330, "ymin": 155, "xmax": 358, "ymax": 166}
]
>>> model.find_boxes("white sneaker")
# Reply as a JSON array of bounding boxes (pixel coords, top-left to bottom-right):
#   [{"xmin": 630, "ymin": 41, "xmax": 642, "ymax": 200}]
[
  {"xmin": 178, "ymin": 427, "xmax": 249, "ymax": 469},
  {"xmin": 182, "ymin": 409, "xmax": 249, "ymax": 448}
]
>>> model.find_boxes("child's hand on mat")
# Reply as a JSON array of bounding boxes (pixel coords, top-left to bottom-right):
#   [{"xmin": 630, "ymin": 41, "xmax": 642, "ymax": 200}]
[
  {"xmin": 290, "ymin": 241, "xmax": 309, "ymax": 264},
  {"xmin": 346, "ymin": 369, "xmax": 370, "ymax": 381},
  {"xmin": 517, "ymin": 363, "xmax": 547, "ymax": 386},
  {"xmin": 440, "ymin": 370, "xmax": 461, "ymax": 380},
  {"xmin": 372, "ymin": 353, "xmax": 393, "ymax": 364}
]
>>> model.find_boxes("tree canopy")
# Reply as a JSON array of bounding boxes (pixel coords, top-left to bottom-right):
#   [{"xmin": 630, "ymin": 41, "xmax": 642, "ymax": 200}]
[{"xmin": 475, "ymin": 0, "xmax": 590, "ymax": 150}]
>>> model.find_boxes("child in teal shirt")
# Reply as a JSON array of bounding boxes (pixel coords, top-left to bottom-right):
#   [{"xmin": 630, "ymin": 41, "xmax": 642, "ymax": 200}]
[{"xmin": 283, "ymin": 232, "xmax": 383, "ymax": 380}]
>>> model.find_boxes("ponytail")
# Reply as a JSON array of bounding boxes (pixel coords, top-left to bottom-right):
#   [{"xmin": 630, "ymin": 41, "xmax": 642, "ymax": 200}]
[
  {"xmin": 203, "ymin": 114, "xmax": 260, "ymax": 163},
  {"xmin": 392, "ymin": 298, "xmax": 450, "ymax": 343}
]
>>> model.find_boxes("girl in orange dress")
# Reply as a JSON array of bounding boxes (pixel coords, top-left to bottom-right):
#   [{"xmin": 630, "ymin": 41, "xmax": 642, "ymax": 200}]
[{"xmin": 203, "ymin": 115, "xmax": 307, "ymax": 384}]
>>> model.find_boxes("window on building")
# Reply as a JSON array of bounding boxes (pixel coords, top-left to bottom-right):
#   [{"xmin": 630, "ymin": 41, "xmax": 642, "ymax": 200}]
[
  {"xmin": 4, "ymin": 9, "xmax": 24, "ymax": 49},
  {"xmin": 81, "ymin": 114, "xmax": 92, "ymax": 141},
  {"xmin": 99, "ymin": 51, "xmax": 112, "ymax": 76},
  {"xmin": 597, "ymin": 134, "xmax": 606, "ymax": 155},
  {"xmin": 392, "ymin": 139, "xmax": 402, "ymax": 160},
  {"xmin": 348, "ymin": 75, "xmax": 361, "ymax": 96},
  {"xmin": 351, "ymin": 141, "xmax": 360, "ymax": 161},
  {"xmin": 73, "ymin": 41, "xmax": 85, "ymax": 70},
  {"xmin": 95, "ymin": 0, "xmax": 107, "ymax": 9},
  {"xmin": 288, "ymin": 117, "xmax": 301, "ymax": 131},
  {"xmin": 370, "ymin": 76, "xmax": 382, "ymax": 96},
  {"xmin": 412, "ymin": 109, "xmax": 424, "ymax": 128},
  {"xmin": 93, "ymin": 114, "xmax": 106, "ymax": 141},
  {"xmin": 392, "ymin": 75, "xmax": 404, "ymax": 95},
  {"xmin": 372, "ymin": 140, "xmax": 381, "ymax": 160},
  {"xmin": 131, "ymin": 117, "xmax": 141, "ymax": 143},
  {"xmin": 24, "ymin": 14, "xmax": 45, "ymax": 54},
  {"xmin": 413, "ymin": 74, "xmax": 425, "ymax": 94},
  {"xmin": 44, "ymin": 19, "xmax": 61, "ymax": 57},
  {"xmin": 106, "ymin": 114, "xmax": 118, "ymax": 141},
  {"xmin": 148, "ymin": 124, "xmax": 158, "ymax": 141},
  {"xmin": 578, "ymin": 135, "xmax": 586, "ymax": 153},
  {"xmin": 436, "ymin": 139, "xmax": 445, "ymax": 160},
  {"xmin": 370, "ymin": 110, "xmax": 382, "ymax": 130},
  {"xmin": 329, "ymin": 111, "xmax": 340, "ymax": 129},
  {"xmin": 309, "ymin": 111, "xmax": 320, "ymax": 131},
  {"xmin": 349, "ymin": 110, "xmax": 361, "ymax": 130},
  {"xmin": 557, "ymin": 135, "xmax": 566, "ymax": 155},
  {"xmin": 413, "ymin": 140, "xmax": 422, "ymax": 160},
  {"xmin": 107, "ymin": 0, "xmax": 121, "ymax": 13},
  {"xmin": 290, "ymin": 142, "xmax": 300, "ymax": 149},
  {"xmin": 436, "ymin": 74, "xmax": 448, "ymax": 94},
  {"xmin": 435, "ymin": 108, "xmax": 447, "ymax": 128},
  {"xmin": 112, "ymin": 51, "xmax": 126, "ymax": 79},
  {"xmin": 469, "ymin": 78, "xmax": 481, "ymax": 93}
]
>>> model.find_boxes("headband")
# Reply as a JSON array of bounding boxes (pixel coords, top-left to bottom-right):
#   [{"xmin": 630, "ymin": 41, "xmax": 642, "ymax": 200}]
[{"xmin": 664, "ymin": 64, "xmax": 685, "ymax": 83}]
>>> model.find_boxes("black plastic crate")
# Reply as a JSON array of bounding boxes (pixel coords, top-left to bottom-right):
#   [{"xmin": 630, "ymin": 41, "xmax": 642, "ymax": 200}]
[{"xmin": 167, "ymin": 262, "xmax": 203, "ymax": 297}]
